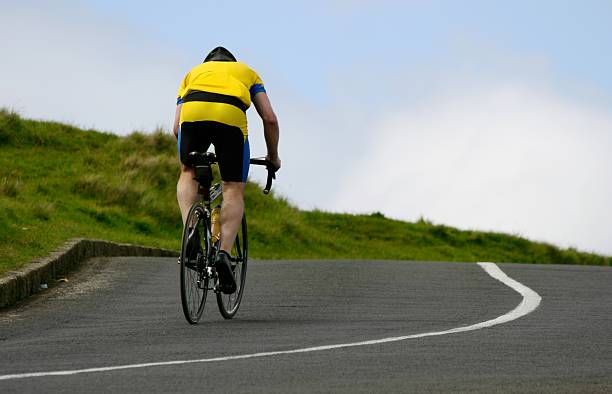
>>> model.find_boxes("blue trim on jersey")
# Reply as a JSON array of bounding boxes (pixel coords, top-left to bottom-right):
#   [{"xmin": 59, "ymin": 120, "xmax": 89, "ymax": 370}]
[
  {"xmin": 249, "ymin": 84, "xmax": 266, "ymax": 99},
  {"xmin": 177, "ymin": 97, "xmax": 184, "ymax": 105},
  {"xmin": 242, "ymin": 137, "xmax": 250, "ymax": 182}
]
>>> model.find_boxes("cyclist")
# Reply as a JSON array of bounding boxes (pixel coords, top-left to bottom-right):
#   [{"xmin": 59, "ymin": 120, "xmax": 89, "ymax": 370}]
[{"xmin": 173, "ymin": 46, "xmax": 280, "ymax": 294}]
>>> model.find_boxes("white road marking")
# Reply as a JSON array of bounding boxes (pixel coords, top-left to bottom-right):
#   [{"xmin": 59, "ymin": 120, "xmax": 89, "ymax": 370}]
[{"xmin": 0, "ymin": 262, "xmax": 541, "ymax": 381}]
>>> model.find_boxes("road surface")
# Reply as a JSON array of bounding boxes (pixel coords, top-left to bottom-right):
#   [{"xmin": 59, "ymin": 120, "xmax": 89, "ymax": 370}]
[{"xmin": 1, "ymin": 258, "xmax": 611, "ymax": 392}]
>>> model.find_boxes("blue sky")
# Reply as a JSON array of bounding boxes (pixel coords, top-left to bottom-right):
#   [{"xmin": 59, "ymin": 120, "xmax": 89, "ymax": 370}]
[
  {"xmin": 84, "ymin": 0, "xmax": 612, "ymax": 98},
  {"xmin": 2, "ymin": 1, "xmax": 611, "ymax": 255}
]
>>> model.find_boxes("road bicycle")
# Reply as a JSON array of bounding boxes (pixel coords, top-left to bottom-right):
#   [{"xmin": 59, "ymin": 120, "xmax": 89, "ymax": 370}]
[{"xmin": 179, "ymin": 151, "xmax": 275, "ymax": 324}]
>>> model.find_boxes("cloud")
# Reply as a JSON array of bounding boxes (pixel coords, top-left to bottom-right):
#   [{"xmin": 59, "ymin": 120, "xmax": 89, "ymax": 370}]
[
  {"xmin": 0, "ymin": 2, "xmax": 186, "ymax": 134},
  {"xmin": 246, "ymin": 84, "xmax": 367, "ymax": 208},
  {"xmin": 331, "ymin": 79, "xmax": 612, "ymax": 255}
]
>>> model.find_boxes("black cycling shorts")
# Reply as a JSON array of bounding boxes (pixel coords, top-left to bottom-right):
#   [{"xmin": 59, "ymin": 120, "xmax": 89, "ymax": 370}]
[{"xmin": 178, "ymin": 121, "xmax": 250, "ymax": 183}]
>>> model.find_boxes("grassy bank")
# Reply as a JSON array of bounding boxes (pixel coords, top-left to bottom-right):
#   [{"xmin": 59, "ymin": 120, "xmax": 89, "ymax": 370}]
[{"xmin": 0, "ymin": 109, "xmax": 609, "ymax": 274}]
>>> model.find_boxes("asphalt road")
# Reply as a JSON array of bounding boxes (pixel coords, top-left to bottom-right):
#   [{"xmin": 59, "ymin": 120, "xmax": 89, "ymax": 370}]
[{"xmin": 1, "ymin": 258, "xmax": 611, "ymax": 393}]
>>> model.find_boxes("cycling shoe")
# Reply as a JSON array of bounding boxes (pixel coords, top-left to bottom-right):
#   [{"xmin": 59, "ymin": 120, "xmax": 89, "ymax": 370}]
[{"xmin": 214, "ymin": 250, "xmax": 237, "ymax": 294}]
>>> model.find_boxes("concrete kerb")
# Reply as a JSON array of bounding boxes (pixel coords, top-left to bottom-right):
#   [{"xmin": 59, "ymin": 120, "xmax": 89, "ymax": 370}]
[{"xmin": 0, "ymin": 238, "xmax": 179, "ymax": 308}]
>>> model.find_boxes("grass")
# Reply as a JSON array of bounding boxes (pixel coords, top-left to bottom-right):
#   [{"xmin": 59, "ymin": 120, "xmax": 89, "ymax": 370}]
[{"xmin": 0, "ymin": 109, "xmax": 609, "ymax": 275}]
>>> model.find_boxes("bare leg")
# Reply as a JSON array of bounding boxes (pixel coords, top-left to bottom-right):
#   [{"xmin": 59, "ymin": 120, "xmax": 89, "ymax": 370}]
[
  {"xmin": 219, "ymin": 181, "xmax": 245, "ymax": 253},
  {"xmin": 177, "ymin": 164, "xmax": 199, "ymax": 224}
]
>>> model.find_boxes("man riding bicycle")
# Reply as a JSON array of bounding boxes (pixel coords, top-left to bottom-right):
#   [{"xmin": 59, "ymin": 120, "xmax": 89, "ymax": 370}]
[{"xmin": 173, "ymin": 47, "xmax": 281, "ymax": 294}]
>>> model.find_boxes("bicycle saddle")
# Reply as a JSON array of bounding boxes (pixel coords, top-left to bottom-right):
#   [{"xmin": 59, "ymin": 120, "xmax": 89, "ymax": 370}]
[{"xmin": 188, "ymin": 151, "xmax": 217, "ymax": 166}]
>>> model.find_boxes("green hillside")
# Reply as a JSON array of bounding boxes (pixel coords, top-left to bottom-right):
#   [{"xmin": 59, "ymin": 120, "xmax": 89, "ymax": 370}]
[{"xmin": 0, "ymin": 109, "xmax": 609, "ymax": 274}]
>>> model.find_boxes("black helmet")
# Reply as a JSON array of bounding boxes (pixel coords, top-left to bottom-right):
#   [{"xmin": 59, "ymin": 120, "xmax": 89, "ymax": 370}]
[{"xmin": 204, "ymin": 46, "xmax": 237, "ymax": 62}]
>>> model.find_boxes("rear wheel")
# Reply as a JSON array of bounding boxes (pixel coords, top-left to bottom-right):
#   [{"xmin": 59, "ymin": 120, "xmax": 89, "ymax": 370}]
[
  {"xmin": 216, "ymin": 213, "xmax": 248, "ymax": 319},
  {"xmin": 180, "ymin": 203, "xmax": 210, "ymax": 324}
]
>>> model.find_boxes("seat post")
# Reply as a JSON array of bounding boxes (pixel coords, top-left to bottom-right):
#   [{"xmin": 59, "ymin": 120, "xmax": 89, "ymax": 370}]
[
  {"xmin": 188, "ymin": 151, "xmax": 217, "ymax": 204},
  {"xmin": 194, "ymin": 165, "xmax": 213, "ymax": 202}
]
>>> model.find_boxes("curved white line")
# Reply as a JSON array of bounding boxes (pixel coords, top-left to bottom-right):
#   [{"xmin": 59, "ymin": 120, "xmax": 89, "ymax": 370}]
[{"xmin": 0, "ymin": 262, "xmax": 541, "ymax": 381}]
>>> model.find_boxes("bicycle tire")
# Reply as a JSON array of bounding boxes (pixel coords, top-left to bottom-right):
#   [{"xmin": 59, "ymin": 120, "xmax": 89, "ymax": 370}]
[
  {"xmin": 180, "ymin": 203, "xmax": 210, "ymax": 324},
  {"xmin": 216, "ymin": 213, "xmax": 248, "ymax": 319}
]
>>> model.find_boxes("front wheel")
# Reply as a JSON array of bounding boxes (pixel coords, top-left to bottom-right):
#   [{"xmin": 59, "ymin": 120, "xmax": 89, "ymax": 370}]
[
  {"xmin": 216, "ymin": 213, "xmax": 248, "ymax": 319},
  {"xmin": 180, "ymin": 203, "xmax": 210, "ymax": 324}
]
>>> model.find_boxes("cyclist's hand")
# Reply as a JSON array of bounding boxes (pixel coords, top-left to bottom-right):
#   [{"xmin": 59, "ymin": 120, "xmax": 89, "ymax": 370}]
[{"xmin": 267, "ymin": 155, "xmax": 281, "ymax": 172}]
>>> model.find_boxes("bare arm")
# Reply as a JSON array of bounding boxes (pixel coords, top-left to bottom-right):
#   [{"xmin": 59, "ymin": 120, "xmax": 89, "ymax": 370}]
[
  {"xmin": 173, "ymin": 104, "xmax": 182, "ymax": 138},
  {"xmin": 252, "ymin": 92, "xmax": 281, "ymax": 170}
]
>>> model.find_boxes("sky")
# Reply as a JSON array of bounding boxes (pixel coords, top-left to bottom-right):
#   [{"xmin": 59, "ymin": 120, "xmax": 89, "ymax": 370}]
[{"xmin": 1, "ymin": 0, "xmax": 611, "ymax": 255}]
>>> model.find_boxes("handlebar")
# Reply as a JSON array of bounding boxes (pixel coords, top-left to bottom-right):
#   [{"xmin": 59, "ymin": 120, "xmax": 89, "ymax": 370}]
[{"xmin": 249, "ymin": 158, "xmax": 277, "ymax": 194}]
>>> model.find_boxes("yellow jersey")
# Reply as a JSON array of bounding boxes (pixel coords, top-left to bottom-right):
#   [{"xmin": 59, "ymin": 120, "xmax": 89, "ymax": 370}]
[{"xmin": 177, "ymin": 61, "xmax": 266, "ymax": 137}]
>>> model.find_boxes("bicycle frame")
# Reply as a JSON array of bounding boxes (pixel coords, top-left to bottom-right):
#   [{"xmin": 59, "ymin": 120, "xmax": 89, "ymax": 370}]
[{"xmin": 189, "ymin": 151, "xmax": 274, "ymax": 267}]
